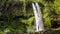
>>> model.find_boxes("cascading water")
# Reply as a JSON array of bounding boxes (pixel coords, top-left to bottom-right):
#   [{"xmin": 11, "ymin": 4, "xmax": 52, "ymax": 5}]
[{"xmin": 32, "ymin": 2, "xmax": 44, "ymax": 32}]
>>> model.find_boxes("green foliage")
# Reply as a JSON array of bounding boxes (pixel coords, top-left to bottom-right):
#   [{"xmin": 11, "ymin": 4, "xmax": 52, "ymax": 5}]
[
  {"xmin": 53, "ymin": 0, "xmax": 60, "ymax": 14},
  {"xmin": 0, "ymin": 31, "xmax": 4, "ymax": 34},
  {"xmin": 27, "ymin": 17, "xmax": 34, "ymax": 25},
  {"xmin": 27, "ymin": 17, "xmax": 34, "ymax": 30},
  {"xmin": 0, "ymin": 0, "xmax": 60, "ymax": 33}
]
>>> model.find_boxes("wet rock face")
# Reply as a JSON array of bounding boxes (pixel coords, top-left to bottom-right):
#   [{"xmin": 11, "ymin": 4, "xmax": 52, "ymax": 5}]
[
  {"xmin": 26, "ymin": 1, "xmax": 32, "ymax": 11},
  {"xmin": 45, "ymin": 0, "xmax": 55, "ymax": 3},
  {"xmin": 0, "ymin": 0, "xmax": 44, "ymax": 18},
  {"xmin": 0, "ymin": 1, "xmax": 24, "ymax": 21},
  {"xmin": 43, "ymin": 29, "xmax": 60, "ymax": 34},
  {"xmin": 51, "ymin": 20, "xmax": 60, "ymax": 28}
]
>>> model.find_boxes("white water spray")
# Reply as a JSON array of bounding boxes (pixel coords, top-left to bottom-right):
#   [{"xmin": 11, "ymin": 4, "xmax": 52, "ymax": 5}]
[{"xmin": 32, "ymin": 2, "xmax": 44, "ymax": 32}]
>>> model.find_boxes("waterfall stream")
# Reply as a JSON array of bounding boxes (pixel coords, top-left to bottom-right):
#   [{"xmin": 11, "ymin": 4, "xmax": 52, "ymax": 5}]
[{"xmin": 32, "ymin": 2, "xmax": 44, "ymax": 32}]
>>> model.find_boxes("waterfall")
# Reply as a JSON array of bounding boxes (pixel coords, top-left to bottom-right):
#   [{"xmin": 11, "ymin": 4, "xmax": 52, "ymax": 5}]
[{"xmin": 32, "ymin": 2, "xmax": 44, "ymax": 32}]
